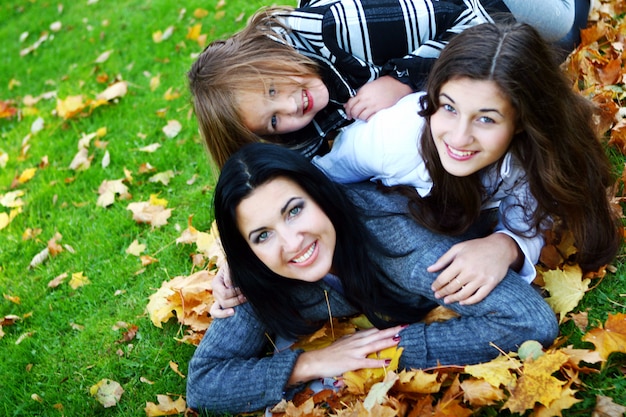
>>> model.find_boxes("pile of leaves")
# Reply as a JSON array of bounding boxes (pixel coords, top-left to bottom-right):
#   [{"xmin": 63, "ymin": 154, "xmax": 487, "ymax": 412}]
[{"xmin": 144, "ymin": 1, "xmax": 626, "ymax": 416}]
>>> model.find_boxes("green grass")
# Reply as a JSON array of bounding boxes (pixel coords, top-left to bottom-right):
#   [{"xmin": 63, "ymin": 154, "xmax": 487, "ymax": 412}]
[
  {"xmin": 0, "ymin": 1, "xmax": 292, "ymax": 416},
  {"xmin": 0, "ymin": 1, "xmax": 624, "ymax": 416}
]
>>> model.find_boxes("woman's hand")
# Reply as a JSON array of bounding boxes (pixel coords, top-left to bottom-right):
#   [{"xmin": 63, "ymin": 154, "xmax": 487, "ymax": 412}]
[
  {"xmin": 209, "ymin": 262, "xmax": 247, "ymax": 318},
  {"xmin": 344, "ymin": 76, "xmax": 412, "ymax": 121},
  {"xmin": 429, "ymin": 233, "xmax": 523, "ymax": 305},
  {"xmin": 288, "ymin": 324, "xmax": 405, "ymax": 386}
]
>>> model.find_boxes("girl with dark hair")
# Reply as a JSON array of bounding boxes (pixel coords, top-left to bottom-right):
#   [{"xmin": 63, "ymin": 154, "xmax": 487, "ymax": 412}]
[
  {"xmin": 308, "ymin": 21, "xmax": 621, "ymax": 305},
  {"xmin": 188, "ymin": 0, "xmax": 583, "ymax": 168},
  {"xmin": 186, "ymin": 143, "xmax": 559, "ymax": 414}
]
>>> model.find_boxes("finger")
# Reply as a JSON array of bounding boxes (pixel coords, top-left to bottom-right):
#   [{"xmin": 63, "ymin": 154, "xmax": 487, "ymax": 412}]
[
  {"xmin": 427, "ymin": 248, "xmax": 456, "ymax": 273},
  {"xmin": 443, "ymin": 280, "xmax": 477, "ymax": 304},
  {"xmin": 459, "ymin": 286, "xmax": 492, "ymax": 306},
  {"xmin": 436, "ymin": 277, "xmax": 466, "ymax": 300},
  {"xmin": 221, "ymin": 263, "xmax": 233, "ymax": 288},
  {"xmin": 209, "ymin": 301, "xmax": 234, "ymax": 318},
  {"xmin": 358, "ymin": 107, "xmax": 377, "ymax": 121}
]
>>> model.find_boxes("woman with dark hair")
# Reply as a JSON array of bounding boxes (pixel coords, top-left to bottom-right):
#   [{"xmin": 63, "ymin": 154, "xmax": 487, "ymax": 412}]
[
  {"xmin": 185, "ymin": 143, "xmax": 559, "ymax": 414},
  {"xmin": 306, "ymin": 21, "xmax": 621, "ymax": 305}
]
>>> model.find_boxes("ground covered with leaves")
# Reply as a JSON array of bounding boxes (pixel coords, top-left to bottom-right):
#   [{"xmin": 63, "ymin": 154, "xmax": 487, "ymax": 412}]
[{"xmin": 1, "ymin": 0, "xmax": 625, "ymax": 416}]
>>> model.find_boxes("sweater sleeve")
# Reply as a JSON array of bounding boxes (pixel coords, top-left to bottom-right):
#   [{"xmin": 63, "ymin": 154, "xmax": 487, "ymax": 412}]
[{"xmin": 186, "ymin": 302, "xmax": 301, "ymax": 414}]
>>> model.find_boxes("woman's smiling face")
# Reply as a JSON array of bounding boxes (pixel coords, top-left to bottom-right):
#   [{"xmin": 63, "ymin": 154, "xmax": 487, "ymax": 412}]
[
  {"xmin": 237, "ymin": 75, "xmax": 330, "ymax": 136},
  {"xmin": 236, "ymin": 176, "xmax": 336, "ymax": 281},
  {"xmin": 430, "ymin": 77, "xmax": 518, "ymax": 177}
]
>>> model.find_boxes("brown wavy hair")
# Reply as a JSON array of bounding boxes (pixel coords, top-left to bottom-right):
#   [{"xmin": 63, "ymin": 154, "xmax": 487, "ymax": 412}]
[
  {"xmin": 404, "ymin": 22, "xmax": 621, "ymax": 273},
  {"xmin": 188, "ymin": 7, "xmax": 320, "ymax": 168}
]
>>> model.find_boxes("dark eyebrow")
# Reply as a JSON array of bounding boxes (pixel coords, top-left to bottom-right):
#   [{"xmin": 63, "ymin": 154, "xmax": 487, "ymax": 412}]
[
  {"xmin": 280, "ymin": 197, "xmax": 300, "ymax": 214},
  {"xmin": 440, "ymin": 93, "xmax": 504, "ymax": 117},
  {"xmin": 247, "ymin": 197, "xmax": 301, "ymax": 240}
]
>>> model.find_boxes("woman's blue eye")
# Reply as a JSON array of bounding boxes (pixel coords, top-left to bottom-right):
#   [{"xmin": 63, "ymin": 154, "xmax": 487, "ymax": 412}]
[
  {"xmin": 269, "ymin": 87, "xmax": 276, "ymax": 97},
  {"xmin": 288, "ymin": 206, "xmax": 301, "ymax": 217},
  {"xmin": 443, "ymin": 103, "xmax": 455, "ymax": 113},
  {"xmin": 479, "ymin": 116, "xmax": 495, "ymax": 124},
  {"xmin": 257, "ymin": 231, "xmax": 269, "ymax": 243},
  {"xmin": 271, "ymin": 115, "xmax": 277, "ymax": 129}
]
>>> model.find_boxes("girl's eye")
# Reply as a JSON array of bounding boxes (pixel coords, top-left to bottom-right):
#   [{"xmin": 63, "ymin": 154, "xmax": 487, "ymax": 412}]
[
  {"xmin": 478, "ymin": 116, "xmax": 496, "ymax": 124},
  {"xmin": 271, "ymin": 115, "xmax": 277, "ymax": 129},
  {"xmin": 269, "ymin": 86, "xmax": 276, "ymax": 97},
  {"xmin": 442, "ymin": 103, "xmax": 455, "ymax": 113}
]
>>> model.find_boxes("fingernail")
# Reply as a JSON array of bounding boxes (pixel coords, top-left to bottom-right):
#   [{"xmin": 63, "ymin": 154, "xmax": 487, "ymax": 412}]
[
  {"xmin": 384, "ymin": 359, "xmax": 391, "ymax": 365},
  {"xmin": 393, "ymin": 334, "xmax": 401, "ymax": 341}
]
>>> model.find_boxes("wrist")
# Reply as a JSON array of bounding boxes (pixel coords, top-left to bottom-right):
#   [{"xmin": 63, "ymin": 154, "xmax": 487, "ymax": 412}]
[{"xmin": 493, "ymin": 233, "xmax": 524, "ymax": 271}]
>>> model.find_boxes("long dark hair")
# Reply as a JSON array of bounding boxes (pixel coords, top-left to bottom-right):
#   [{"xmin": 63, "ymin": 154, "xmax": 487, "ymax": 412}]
[
  {"xmin": 406, "ymin": 22, "xmax": 621, "ymax": 273},
  {"xmin": 214, "ymin": 143, "xmax": 427, "ymax": 338}
]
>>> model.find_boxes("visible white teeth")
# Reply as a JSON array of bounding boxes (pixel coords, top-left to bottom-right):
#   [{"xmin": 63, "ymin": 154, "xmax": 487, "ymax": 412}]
[
  {"xmin": 293, "ymin": 242, "xmax": 315, "ymax": 263},
  {"xmin": 449, "ymin": 147, "xmax": 474, "ymax": 157},
  {"xmin": 303, "ymin": 91, "xmax": 309, "ymax": 112}
]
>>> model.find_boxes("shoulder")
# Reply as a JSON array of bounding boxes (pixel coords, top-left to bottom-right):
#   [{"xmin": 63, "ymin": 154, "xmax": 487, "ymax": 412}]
[{"xmin": 344, "ymin": 182, "xmax": 411, "ymax": 215}]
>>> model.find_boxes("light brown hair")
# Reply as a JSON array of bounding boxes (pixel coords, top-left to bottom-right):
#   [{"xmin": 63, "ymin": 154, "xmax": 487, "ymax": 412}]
[{"xmin": 188, "ymin": 7, "xmax": 321, "ymax": 168}]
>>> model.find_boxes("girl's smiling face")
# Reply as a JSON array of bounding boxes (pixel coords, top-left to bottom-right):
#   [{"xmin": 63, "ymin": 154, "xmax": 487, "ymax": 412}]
[
  {"xmin": 236, "ymin": 177, "xmax": 336, "ymax": 281},
  {"xmin": 238, "ymin": 76, "xmax": 330, "ymax": 136},
  {"xmin": 430, "ymin": 77, "xmax": 518, "ymax": 177}
]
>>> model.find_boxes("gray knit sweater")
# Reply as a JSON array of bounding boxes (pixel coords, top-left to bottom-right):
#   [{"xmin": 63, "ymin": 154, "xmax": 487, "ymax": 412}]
[{"xmin": 186, "ymin": 182, "xmax": 558, "ymax": 414}]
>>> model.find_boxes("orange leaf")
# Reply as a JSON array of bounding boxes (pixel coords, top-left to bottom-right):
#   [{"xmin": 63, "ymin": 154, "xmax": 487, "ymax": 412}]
[
  {"xmin": 581, "ymin": 313, "xmax": 626, "ymax": 360},
  {"xmin": 0, "ymin": 100, "xmax": 18, "ymax": 118}
]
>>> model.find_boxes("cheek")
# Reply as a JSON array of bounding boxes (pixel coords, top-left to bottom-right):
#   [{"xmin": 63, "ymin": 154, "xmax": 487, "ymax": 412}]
[
  {"xmin": 428, "ymin": 114, "xmax": 445, "ymax": 139},
  {"xmin": 486, "ymin": 130, "xmax": 514, "ymax": 154}
]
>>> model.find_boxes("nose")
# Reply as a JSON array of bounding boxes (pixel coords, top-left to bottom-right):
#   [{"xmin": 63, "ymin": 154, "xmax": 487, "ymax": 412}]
[
  {"xmin": 447, "ymin": 119, "xmax": 474, "ymax": 147},
  {"xmin": 278, "ymin": 226, "xmax": 303, "ymax": 254},
  {"xmin": 275, "ymin": 94, "xmax": 298, "ymax": 115}
]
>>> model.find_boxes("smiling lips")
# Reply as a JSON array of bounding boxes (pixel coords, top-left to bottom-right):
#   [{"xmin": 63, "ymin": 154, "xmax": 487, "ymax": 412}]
[
  {"xmin": 291, "ymin": 241, "xmax": 317, "ymax": 264},
  {"xmin": 446, "ymin": 143, "xmax": 477, "ymax": 160},
  {"xmin": 302, "ymin": 89, "xmax": 313, "ymax": 115}
]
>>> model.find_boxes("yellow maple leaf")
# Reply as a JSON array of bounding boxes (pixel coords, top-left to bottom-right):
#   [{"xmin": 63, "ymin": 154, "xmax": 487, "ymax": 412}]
[
  {"xmin": 502, "ymin": 351, "xmax": 569, "ymax": 414},
  {"xmin": 69, "ymin": 272, "xmax": 90, "ymax": 289},
  {"xmin": 186, "ymin": 23, "xmax": 202, "ymax": 41},
  {"xmin": 56, "ymin": 95, "xmax": 86, "ymax": 119},
  {"xmin": 149, "ymin": 194, "xmax": 168, "ymax": 207},
  {"xmin": 464, "ymin": 354, "xmax": 521, "ymax": 389},
  {"xmin": 542, "ymin": 264, "xmax": 589, "ymax": 322},
  {"xmin": 193, "ymin": 8, "xmax": 209, "ymax": 18},
  {"xmin": 582, "ymin": 313, "xmax": 626, "ymax": 360},
  {"xmin": 395, "ymin": 369, "xmax": 441, "ymax": 394},
  {"xmin": 434, "ymin": 375, "xmax": 474, "ymax": 417},
  {"xmin": 343, "ymin": 345, "xmax": 403, "ymax": 395},
  {"xmin": 146, "ymin": 270, "xmax": 213, "ymax": 332},
  {"xmin": 460, "ymin": 378, "xmax": 507, "ymax": 406},
  {"xmin": 18, "ymin": 167, "xmax": 37, "ymax": 183},
  {"xmin": 363, "ymin": 371, "xmax": 398, "ymax": 410},
  {"xmin": 292, "ymin": 319, "xmax": 358, "ymax": 351},
  {"xmin": 533, "ymin": 386, "xmax": 581, "ymax": 417}
]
